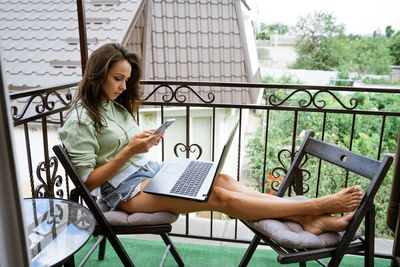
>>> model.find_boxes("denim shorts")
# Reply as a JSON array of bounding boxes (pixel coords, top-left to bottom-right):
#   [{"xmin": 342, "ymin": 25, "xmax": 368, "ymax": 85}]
[{"xmin": 101, "ymin": 161, "xmax": 163, "ymax": 210}]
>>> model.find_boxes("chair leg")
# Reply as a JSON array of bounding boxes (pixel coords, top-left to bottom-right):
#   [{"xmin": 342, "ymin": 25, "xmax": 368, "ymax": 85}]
[
  {"xmin": 364, "ymin": 205, "xmax": 375, "ymax": 267},
  {"xmin": 106, "ymin": 234, "xmax": 135, "ymax": 267},
  {"xmin": 160, "ymin": 233, "xmax": 184, "ymax": 266},
  {"xmin": 239, "ymin": 235, "xmax": 261, "ymax": 267},
  {"xmin": 98, "ymin": 236, "xmax": 107, "ymax": 260},
  {"xmin": 392, "ymin": 209, "xmax": 400, "ymax": 267}
]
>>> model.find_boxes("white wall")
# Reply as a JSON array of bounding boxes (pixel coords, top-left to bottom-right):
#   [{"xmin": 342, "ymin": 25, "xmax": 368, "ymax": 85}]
[
  {"xmin": 256, "ymin": 35, "xmax": 298, "ymax": 69},
  {"xmin": 261, "ymin": 67, "xmax": 337, "ymax": 85}
]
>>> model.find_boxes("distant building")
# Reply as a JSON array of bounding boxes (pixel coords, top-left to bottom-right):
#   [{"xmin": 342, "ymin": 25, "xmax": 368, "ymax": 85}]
[{"xmin": 256, "ymin": 34, "xmax": 297, "ymax": 69}]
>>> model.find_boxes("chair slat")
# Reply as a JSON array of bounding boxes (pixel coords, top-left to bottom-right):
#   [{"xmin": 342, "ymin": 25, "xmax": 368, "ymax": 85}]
[{"xmin": 304, "ymin": 137, "xmax": 381, "ymax": 179}]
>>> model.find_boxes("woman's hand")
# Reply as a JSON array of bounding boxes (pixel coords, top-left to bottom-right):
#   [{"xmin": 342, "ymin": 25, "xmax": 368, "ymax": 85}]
[
  {"xmin": 126, "ymin": 131, "xmax": 163, "ymax": 154},
  {"xmin": 84, "ymin": 130, "xmax": 163, "ymax": 191}
]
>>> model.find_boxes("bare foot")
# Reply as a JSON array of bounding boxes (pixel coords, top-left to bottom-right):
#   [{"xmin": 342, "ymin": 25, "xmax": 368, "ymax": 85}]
[
  {"xmin": 312, "ymin": 186, "xmax": 363, "ymax": 215},
  {"xmin": 302, "ymin": 212, "xmax": 354, "ymax": 235}
]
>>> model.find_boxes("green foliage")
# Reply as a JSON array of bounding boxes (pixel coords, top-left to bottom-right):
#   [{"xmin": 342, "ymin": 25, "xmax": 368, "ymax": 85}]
[
  {"xmin": 386, "ymin": 25, "xmax": 395, "ymax": 38},
  {"xmin": 290, "ymin": 11, "xmax": 345, "ymax": 71},
  {"xmin": 349, "ymin": 36, "xmax": 394, "ymax": 74},
  {"xmin": 362, "ymin": 76, "xmax": 400, "ymax": 85},
  {"xmin": 333, "ymin": 71, "xmax": 354, "ymax": 86},
  {"xmin": 289, "ymin": 12, "xmax": 395, "ymax": 75},
  {"xmin": 246, "ymin": 86, "xmax": 400, "ymax": 238},
  {"xmin": 262, "ymin": 74, "xmax": 303, "ymax": 85},
  {"xmin": 256, "ymin": 22, "xmax": 289, "ymax": 40},
  {"xmin": 389, "ymin": 31, "xmax": 400, "ymax": 65}
]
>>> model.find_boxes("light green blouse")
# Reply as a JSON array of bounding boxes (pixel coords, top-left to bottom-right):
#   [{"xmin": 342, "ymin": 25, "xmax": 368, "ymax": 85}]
[{"xmin": 59, "ymin": 100, "xmax": 146, "ymax": 186}]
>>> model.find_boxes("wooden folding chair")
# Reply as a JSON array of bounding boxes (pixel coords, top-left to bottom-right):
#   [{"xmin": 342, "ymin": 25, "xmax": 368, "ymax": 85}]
[
  {"xmin": 53, "ymin": 144, "xmax": 184, "ymax": 267},
  {"xmin": 239, "ymin": 131, "xmax": 393, "ymax": 267}
]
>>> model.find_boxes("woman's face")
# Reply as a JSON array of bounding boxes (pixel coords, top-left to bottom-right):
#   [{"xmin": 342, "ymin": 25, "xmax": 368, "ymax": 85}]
[{"xmin": 101, "ymin": 59, "xmax": 132, "ymax": 101}]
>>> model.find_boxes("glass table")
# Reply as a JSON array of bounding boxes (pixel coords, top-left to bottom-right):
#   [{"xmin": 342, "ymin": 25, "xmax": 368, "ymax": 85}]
[{"xmin": 23, "ymin": 198, "xmax": 95, "ymax": 267}]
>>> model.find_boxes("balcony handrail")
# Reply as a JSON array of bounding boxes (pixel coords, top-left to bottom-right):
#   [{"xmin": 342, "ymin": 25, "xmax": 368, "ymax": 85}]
[{"xmin": 9, "ymin": 80, "xmax": 400, "ymax": 100}]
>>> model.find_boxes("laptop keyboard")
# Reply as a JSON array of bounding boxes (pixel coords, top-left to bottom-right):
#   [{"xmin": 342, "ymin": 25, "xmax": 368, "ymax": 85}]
[{"xmin": 170, "ymin": 161, "xmax": 213, "ymax": 197}]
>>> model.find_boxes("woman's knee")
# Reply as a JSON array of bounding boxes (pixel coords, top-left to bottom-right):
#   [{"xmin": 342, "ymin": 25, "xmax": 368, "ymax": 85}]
[
  {"xmin": 215, "ymin": 173, "xmax": 234, "ymax": 187},
  {"xmin": 209, "ymin": 186, "xmax": 236, "ymax": 208}
]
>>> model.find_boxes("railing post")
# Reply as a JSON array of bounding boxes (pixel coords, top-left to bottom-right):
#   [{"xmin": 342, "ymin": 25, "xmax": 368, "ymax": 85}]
[{"xmin": 76, "ymin": 0, "xmax": 88, "ymax": 75}]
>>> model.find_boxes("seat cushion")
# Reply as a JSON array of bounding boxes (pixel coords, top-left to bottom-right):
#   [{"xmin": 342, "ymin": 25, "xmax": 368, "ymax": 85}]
[
  {"xmin": 103, "ymin": 210, "xmax": 179, "ymax": 226},
  {"xmin": 245, "ymin": 196, "xmax": 361, "ymax": 249},
  {"xmin": 97, "ymin": 199, "xmax": 179, "ymax": 226}
]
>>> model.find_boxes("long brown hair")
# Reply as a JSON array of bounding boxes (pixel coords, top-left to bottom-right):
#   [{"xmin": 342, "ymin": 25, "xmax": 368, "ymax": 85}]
[{"xmin": 72, "ymin": 43, "xmax": 142, "ymax": 132}]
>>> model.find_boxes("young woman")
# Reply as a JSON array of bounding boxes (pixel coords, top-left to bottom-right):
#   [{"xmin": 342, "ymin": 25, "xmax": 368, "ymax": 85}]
[{"xmin": 59, "ymin": 43, "xmax": 362, "ymax": 235}]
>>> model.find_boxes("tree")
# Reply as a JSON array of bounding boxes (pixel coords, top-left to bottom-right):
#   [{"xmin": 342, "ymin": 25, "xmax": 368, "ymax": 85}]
[
  {"xmin": 389, "ymin": 31, "xmax": 400, "ymax": 65},
  {"xmin": 291, "ymin": 13, "xmax": 395, "ymax": 75},
  {"xmin": 386, "ymin": 25, "xmax": 395, "ymax": 38},
  {"xmin": 256, "ymin": 22, "xmax": 289, "ymax": 40},
  {"xmin": 290, "ymin": 11, "xmax": 346, "ymax": 70},
  {"xmin": 349, "ymin": 36, "xmax": 394, "ymax": 74}
]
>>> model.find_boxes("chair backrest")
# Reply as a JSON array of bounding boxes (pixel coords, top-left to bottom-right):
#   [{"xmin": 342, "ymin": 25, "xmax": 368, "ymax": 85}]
[
  {"xmin": 275, "ymin": 130, "xmax": 393, "ymax": 261},
  {"xmin": 277, "ymin": 131, "xmax": 393, "ymax": 199}
]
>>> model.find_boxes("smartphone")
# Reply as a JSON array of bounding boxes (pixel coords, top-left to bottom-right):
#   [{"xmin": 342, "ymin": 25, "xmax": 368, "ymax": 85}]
[{"xmin": 151, "ymin": 119, "xmax": 175, "ymax": 135}]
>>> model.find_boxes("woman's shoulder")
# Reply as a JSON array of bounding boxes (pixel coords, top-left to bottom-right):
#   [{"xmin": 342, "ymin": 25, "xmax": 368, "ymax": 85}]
[{"xmin": 64, "ymin": 104, "xmax": 93, "ymax": 127}]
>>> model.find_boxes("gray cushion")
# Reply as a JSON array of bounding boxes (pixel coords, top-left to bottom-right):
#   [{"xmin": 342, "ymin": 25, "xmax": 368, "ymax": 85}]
[
  {"xmin": 97, "ymin": 199, "xmax": 179, "ymax": 226},
  {"xmin": 245, "ymin": 196, "xmax": 361, "ymax": 249}
]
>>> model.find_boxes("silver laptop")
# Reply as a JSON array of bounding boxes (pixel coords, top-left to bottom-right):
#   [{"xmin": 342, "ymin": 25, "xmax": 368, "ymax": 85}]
[{"xmin": 143, "ymin": 121, "xmax": 239, "ymax": 202}]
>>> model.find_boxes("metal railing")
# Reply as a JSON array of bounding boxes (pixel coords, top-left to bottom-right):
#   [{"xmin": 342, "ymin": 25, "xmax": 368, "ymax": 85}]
[{"xmin": 10, "ymin": 80, "xmax": 400, "ymax": 244}]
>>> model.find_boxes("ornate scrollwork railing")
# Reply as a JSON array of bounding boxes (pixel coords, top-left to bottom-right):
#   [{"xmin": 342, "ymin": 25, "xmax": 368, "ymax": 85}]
[
  {"xmin": 270, "ymin": 149, "xmax": 311, "ymax": 194},
  {"xmin": 268, "ymin": 88, "xmax": 358, "ymax": 110},
  {"xmin": 11, "ymin": 89, "xmax": 72, "ymax": 122},
  {"xmin": 141, "ymin": 84, "xmax": 215, "ymax": 103},
  {"xmin": 174, "ymin": 143, "xmax": 203, "ymax": 159},
  {"xmin": 35, "ymin": 156, "xmax": 64, "ymax": 198}
]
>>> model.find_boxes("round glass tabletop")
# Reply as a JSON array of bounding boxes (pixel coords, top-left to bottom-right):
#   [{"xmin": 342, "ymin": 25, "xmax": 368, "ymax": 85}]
[{"xmin": 23, "ymin": 198, "xmax": 95, "ymax": 267}]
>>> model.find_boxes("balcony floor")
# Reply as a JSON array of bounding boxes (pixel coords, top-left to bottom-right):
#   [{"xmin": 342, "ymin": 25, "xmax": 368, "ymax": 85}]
[
  {"xmin": 73, "ymin": 213, "xmax": 394, "ymax": 266},
  {"xmin": 75, "ymin": 235, "xmax": 393, "ymax": 266}
]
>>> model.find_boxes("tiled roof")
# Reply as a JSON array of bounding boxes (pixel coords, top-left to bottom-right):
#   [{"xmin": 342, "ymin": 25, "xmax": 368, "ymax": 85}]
[
  {"xmin": 124, "ymin": 0, "xmax": 261, "ymax": 104},
  {"xmin": 1, "ymin": 0, "xmax": 261, "ymax": 104},
  {"xmin": 0, "ymin": 0, "xmax": 140, "ymax": 90}
]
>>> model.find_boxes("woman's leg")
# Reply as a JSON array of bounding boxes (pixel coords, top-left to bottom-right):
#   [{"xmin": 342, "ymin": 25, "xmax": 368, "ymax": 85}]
[
  {"xmin": 120, "ymin": 176, "xmax": 362, "ymax": 220},
  {"xmin": 213, "ymin": 173, "xmax": 283, "ymax": 200},
  {"xmin": 285, "ymin": 213, "xmax": 355, "ymax": 235},
  {"xmin": 211, "ymin": 173, "xmax": 363, "ymax": 214}
]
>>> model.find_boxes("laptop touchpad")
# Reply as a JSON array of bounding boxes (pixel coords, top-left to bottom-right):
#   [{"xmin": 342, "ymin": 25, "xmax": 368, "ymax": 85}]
[{"xmin": 163, "ymin": 162, "xmax": 182, "ymax": 174}]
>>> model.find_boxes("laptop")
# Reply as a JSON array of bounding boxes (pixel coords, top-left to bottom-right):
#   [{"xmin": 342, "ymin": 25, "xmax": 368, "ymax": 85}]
[{"xmin": 143, "ymin": 121, "xmax": 239, "ymax": 202}]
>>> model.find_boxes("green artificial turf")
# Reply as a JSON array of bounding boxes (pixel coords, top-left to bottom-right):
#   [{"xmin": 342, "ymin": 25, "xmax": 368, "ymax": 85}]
[{"xmin": 75, "ymin": 237, "xmax": 391, "ymax": 266}]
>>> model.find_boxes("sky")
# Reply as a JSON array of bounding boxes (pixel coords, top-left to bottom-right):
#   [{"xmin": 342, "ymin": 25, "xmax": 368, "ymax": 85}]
[{"xmin": 249, "ymin": 0, "xmax": 400, "ymax": 35}]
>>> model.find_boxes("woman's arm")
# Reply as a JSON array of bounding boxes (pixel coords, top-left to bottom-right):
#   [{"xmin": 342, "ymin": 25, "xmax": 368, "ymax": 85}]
[{"xmin": 84, "ymin": 131, "xmax": 162, "ymax": 191}]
